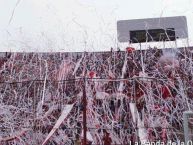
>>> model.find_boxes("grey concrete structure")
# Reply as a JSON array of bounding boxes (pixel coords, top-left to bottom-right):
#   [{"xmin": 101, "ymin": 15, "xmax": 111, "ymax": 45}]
[{"xmin": 117, "ymin": 16, "xmax": 188, "ymax": 43}]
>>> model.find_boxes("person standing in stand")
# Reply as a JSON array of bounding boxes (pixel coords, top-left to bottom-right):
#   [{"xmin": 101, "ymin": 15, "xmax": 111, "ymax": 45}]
[
  {"xmin": 74, "ymin": 134, "xmax": 81, "ymax": 145},
  {"xmin": 103, "ymin": 129, "xmax": 112, "ymax": 145}
]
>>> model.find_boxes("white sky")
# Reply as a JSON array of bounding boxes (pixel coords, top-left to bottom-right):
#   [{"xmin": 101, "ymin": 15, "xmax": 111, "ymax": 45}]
[{"xmin": 0, "ymin": 0, "xmax": 193, "ymax": 52}]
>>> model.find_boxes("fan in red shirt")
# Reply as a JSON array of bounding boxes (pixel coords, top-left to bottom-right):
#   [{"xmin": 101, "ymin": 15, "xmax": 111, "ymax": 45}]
[
  {"xmin": 103, "ymin": 130, "xmax": 112, "ymax": 145},
  {"xmin": 126, "ymin": 47, "xmax": 135, "ymax": 53},
  {"xmin": 89, "ymin": 71, "xmax": 95, "ymax": 79},
  {"xmin": 158, "ymin": 53, "xmax": 179, "ymax": 100}
]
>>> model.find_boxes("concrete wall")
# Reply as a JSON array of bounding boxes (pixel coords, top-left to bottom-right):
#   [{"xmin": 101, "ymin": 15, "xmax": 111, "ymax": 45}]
[{"xmin": 117, "ymin": 16, "xmax": 188, "ymax": 42}]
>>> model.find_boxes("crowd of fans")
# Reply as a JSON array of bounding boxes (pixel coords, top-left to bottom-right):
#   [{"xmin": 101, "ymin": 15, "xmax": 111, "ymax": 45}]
[{"xmin": 0, "ymin": 46, "xmax": 192, "ymax": 144}]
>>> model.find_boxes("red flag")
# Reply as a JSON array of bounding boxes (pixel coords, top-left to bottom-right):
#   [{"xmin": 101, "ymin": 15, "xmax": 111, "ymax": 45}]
[{"xmin": 161, "ymin": 86, "xmax": 172, "ymax": 99}]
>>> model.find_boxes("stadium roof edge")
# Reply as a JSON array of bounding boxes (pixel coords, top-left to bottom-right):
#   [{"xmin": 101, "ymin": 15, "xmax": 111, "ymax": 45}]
[{"xmin": 0, "ymin": 46, "xmax": 192, "ymax": 56}]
